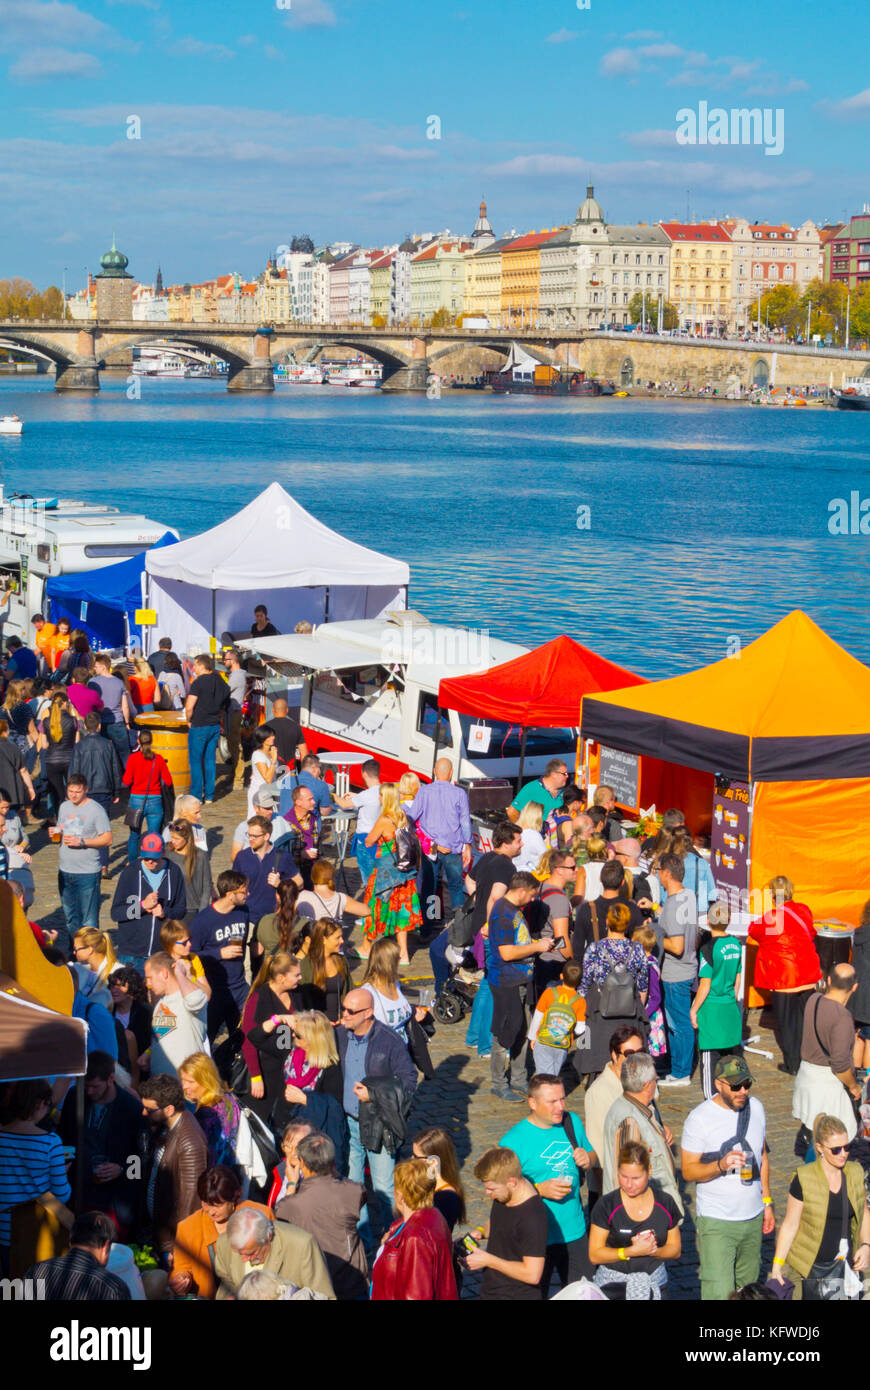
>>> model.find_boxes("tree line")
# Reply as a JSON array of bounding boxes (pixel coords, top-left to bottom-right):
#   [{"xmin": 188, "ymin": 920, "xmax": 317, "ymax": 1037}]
[{"xmin": 0, "ymin": 279, "xmax": 64, "ymax": 319}]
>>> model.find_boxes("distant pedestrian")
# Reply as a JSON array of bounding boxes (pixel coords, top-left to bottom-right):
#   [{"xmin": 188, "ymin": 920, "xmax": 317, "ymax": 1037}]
[
  {"xmin": 250, "ymin": 605, "xmax": 279, "ymax": 638},
  {"xmin": 185, "ymin": 654, "xmax": 230, "ymax": 805}
]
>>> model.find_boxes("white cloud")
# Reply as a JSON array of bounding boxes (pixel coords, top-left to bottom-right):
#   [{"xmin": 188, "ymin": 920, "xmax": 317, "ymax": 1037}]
[
  {"xmin": 283, "ymin": 0, "xmax": 337, "ymax": 28},
  {"xmin": 624, "ymin": 128, "xmax": 679, "ymax": 148},
  {"xmin": 546, "ymin": 28, "xmax": 579, "ymax": 44},
  {"xmin": 0, "ymin": 0, "xmax": 115, "ymax": 44},
  {"xmin": 821, "ymin": 87, "xmax": 870, "ymax": 120},
  {"xmin": 10, "ymin": 46, "xmax": 101, "ymax": 80},
  {"xmin": 169, "ymin": 37, "xmax": 235, "ymax": 60},
  {"xmin": 599, "ymin": 47, "xmax": 641, "ymax": 76}
]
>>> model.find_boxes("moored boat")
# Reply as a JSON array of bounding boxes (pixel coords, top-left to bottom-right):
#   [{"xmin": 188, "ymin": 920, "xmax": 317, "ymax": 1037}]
[
  {"xmin": 836, "ymin": 379, "xmax": 870, "ymax": 411},
  {"xmin": 0, "ymin": 415, "xmax": 23, "ymax": 435}
]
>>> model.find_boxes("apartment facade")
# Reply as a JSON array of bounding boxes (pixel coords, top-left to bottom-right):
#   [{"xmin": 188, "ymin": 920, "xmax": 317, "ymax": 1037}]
[
  {"xmin": 722, "ymin": 220, "xmax": 819, "ymax": 329},
  {"xmin": 660, "ymin": 221, "xmax": 733, "ymax": 333},
  {"xmin": 824, "ymin": 210, "xmax": 870, "ymax": 290},
  {"xmin": 410, "ymin": 239, "xmax": 473, "ymax": 323}
]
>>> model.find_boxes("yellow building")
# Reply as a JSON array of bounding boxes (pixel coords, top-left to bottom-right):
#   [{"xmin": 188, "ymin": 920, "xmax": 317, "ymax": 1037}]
[
  {"xmin": 464, "ymin": 237, "xmax": 510, "ymax": 323},
  {"xmin": 500, "ymin": 230, "xmax": 563, "ymax": 329},
  {"xmin": 661, "ymin": 222, "xmax": 733, "ymax": 333},
  {"xmin": 369, "ymin": 251, "xmax": 393, "ymax": 323}
]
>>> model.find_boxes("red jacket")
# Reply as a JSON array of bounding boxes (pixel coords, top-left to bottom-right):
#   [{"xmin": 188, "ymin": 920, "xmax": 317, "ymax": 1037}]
[
  {"xmin": 122, "ymin": 749, "xmax": 172, "ymax": 796},
  {"xmin": 748, "ymin": 900, "xmax": 822, "ymax": 992},
  {"xmin": 370, "ymin": 1207, "xmax": 458, "ymax": 1301}
]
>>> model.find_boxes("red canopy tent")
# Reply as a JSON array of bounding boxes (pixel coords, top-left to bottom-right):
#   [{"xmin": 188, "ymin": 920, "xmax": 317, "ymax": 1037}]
[
  {"xmin": 438, "ymin": 634, "xmax": 712, "ymax": 824},
  {"xmin": 438, "ymin": 635, "xmax": 645, "ymax": 726}
]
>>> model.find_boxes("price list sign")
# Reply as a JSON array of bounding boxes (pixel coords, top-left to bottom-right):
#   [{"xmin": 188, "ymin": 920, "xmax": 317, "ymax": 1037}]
[{"xmin": 711, "ymin": 776, "xmax": 751, "ymax": 902}]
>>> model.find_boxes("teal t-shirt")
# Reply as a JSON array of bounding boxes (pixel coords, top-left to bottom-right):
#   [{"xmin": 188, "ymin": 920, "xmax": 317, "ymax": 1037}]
[
  {"xmin": 697, "ymin": 934, "xmax": 743, "ymax": 1051},
  {"xmin": 511, "ymin": 779, "xmax": 563, "ymax": 821},
  {"xmin": 500, "ymin": 1114, "xmax": 593, "ymax": 1245}
]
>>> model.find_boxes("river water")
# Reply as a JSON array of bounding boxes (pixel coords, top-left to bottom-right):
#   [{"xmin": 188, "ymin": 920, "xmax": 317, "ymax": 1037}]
[{"xmin": 1, "ymin": 376, "xmax": 868, "ymax": 678}]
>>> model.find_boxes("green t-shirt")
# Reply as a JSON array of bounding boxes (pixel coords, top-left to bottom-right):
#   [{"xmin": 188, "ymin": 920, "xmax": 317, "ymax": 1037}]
[
  {"xmin": 500, "ymin": 1114, "xmax": 593, "ymax": 1245},
  {"xmin": 511, "ymin": 779, "xmax": 563, "ymax": 820},
  {"xmin": 697, "ymin": 935, "xmax": 743, "ymax": 1051}
]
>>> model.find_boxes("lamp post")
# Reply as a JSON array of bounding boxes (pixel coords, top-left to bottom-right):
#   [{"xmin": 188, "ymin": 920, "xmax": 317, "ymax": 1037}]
[
  {"xmin": 806, "ymin": 300, "xmax": 812, "ymax": 344},
  {"xmin": 845, "ymin": 292, "xmax": 851, "ymax": 350}
]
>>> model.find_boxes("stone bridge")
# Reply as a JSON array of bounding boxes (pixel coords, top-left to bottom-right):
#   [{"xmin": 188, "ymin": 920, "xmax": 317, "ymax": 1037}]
[{"xmin": 0, "ymin": 320, "xmax": 866, "ymax": 393}]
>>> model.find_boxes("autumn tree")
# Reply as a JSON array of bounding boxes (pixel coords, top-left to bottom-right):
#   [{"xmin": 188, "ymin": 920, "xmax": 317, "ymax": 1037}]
[
  {"xmin": 748, "ymin": 284, "xmax": 802, "ymax": 332},
  {"xmin": 628, "ymin": 292, "xmax": 678, "ymax": 329}
]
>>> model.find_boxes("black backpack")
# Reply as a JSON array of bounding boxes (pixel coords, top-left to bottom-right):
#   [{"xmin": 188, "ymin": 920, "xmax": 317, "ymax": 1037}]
[
  {"xmin": 448, "ymin": 893, "xmax": 477, "ymax": 949},
  {"xmin": 395, "ymin": 822, "xmax": 421, "ymax": 874},
  {"xmin": 599, "ymin": 965, "xmax": 637, "ymax": 1019}
]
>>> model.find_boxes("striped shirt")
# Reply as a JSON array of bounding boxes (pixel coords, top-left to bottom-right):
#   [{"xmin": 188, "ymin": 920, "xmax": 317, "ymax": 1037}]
[
  {"xmin": 26, "ymin": 1247, "xmax": 131, "ymax": 1301},
  {"xmin": 0, "ymin": 1129, "xmax": 71, "ymax": 1245}
]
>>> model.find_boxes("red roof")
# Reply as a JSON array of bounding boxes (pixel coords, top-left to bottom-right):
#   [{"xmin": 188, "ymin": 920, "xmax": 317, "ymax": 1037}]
[
  {"xmin": 502, "ymin": 230, "xmax": 562, "ymax": 254},
  {"xmin": 438, "ymin": 635, "xmax": 646, "ymax": 727},
  {"xmin": 370, "ymin": 252, "xmax": 395, "ymax": 269},
  {"xmin": 660, "ymin": 222, "xmax": 732, "ymax": 243}
]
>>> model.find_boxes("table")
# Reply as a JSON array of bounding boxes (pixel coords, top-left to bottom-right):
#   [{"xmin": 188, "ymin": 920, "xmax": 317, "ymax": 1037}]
[
  {"xmin": 316, "ymin": 749, "xmax": 372, "ymax": 798},
  {"xmin": 331, "ymin": 808, "xmax": 357, "ymax": 891}
]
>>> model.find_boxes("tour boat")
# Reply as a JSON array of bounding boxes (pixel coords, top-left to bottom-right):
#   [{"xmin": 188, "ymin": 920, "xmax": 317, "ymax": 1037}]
[
  {"xmin": 0, "ymin": 415, "xmax": 23, "ymax": 435},
  {"xmin": 835, "ymin": 379, "xmax": 870, "ymax": 412},
  {"xmin": 276, "ymin": 363, "xmax": 324, "ymax": 385},
  {"xmin": 322, "ymin": 360, "xmax": 382, "ymax": 388}
]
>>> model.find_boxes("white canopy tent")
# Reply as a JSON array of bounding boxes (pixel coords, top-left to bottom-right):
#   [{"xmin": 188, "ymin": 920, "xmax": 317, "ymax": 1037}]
[{"xmin": 142, "ymin": 482, "xmax": 409, "ymax": 656}]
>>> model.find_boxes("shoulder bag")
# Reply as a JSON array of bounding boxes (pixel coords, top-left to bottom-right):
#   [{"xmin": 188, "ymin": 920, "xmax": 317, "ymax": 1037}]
[{"xmin": 124, "ymin": 757, "xmax": 156, "ymax": 831}]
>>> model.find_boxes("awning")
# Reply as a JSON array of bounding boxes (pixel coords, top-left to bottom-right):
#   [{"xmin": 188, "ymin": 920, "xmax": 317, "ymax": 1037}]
[
  {"xmin": 0, "ymin": 973, "xmax": 87, "ymax": 1082},
  {"xmin": 46, "ymin": 532, "xmax": 177, "ymax": 648},
  {"xmin": 238, "ymin": 632, "xmax": 377, "ymax": 672},
  {"xmin": 581, "ymin": 610, "xmax": 870, "ymax": 782},
  {"xmin": 438, "ymin": 634, "xmax": 646, "ymax": 727}
]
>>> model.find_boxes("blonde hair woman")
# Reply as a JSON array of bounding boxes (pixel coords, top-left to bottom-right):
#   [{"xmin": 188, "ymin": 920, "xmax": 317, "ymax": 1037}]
[
  {"xmin": 772, "ymin": 1113, "xmax": 870, "ymax": 1298},
  {"xmin": 281, "ymin": 1009, "xmax": 339, "ymax": 1105},
  {"xmin": 169, "ymin": 792, "xmax": 208, "ymax": 852},
  {"xmin": 516, "ymin": 800, "xmax": 546, "ymax": 872},
  {"xmin": 361, "ymin": 782, "xmax": 422, "ymax": 965},
  {"xmin": 37, "ymin": 689, "xmax": 78, "ymax": 824},
  {"xmin": 179, "ymin": 1051, "xmax": 241, "ymax": 1169},
  {"xmin": 73, "ymin": 927, "xmax": 119, "ymax": 984},
  {"xmin": 362, "ymin": 936, "xmax": 426, "ymax": 1038}
]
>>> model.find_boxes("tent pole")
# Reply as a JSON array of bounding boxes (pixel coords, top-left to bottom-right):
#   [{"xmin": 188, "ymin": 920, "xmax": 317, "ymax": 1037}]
[
  {"xmin": 325, "ymin": 587, "xmax": 330, "ymax": 624},
  {"xmin": 74, "ymin": 1075, "xmax": 85, "ymax": 1213},
  {"xmin": 211, "ymin": 588, "xmax": 217, "ymax": 647},
  {"xmin": 517, "ymin": 728, "xmax": 527, "ymax": 792}
]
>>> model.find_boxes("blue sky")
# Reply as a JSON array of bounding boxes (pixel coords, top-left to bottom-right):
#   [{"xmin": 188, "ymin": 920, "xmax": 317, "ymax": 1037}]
[{"xmin": 1, "ymin": 0, "xmax": 868, "ymax": 289}]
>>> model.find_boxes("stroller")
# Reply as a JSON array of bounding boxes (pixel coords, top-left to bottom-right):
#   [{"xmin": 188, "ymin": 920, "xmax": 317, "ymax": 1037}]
[{"xmin": 432, "ymin": 894, "xmax": 482, "ymax": 1025}]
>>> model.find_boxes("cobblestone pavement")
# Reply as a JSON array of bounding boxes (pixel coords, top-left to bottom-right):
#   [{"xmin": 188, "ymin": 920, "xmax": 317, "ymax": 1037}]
[{"xmin": 29, "ymin": 775, "xmax": 804, "ymax": 1300}]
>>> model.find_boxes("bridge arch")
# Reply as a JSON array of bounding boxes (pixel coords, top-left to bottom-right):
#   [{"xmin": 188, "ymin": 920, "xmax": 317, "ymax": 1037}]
[
  {"xmin": 97, "ymin": 331, "xmax": 251, "ymax": 373},
  {"xmin": 0, "ymin": 330, "xmax": 77, "ymax": 368},
  {"xmin": 282, "ymin": 337, "xmax": 411, "ymax": 380},
  {"xmin": 751, "ymin": 357, "xmax": 770, "ymax": 387}
]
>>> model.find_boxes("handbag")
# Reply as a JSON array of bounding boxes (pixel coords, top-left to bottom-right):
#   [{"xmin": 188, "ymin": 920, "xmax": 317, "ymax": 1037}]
[
  {"xmin": 802, "ymin": 1183, "xmax": 853, "ymax": 1300},
  {"xmin": 123, "ymin": 758, "xmax": 156, "ymax": 830}
]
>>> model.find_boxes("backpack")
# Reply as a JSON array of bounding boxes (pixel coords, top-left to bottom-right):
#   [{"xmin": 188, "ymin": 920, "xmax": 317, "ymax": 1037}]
[
  {"xmin": 394, "ymin": 821, "xmax": 421, "ymax": 874},
  {"xmin": 448, "ymin": 893, "xmax": 477, "ymax": 949},
  {"xmin": 599, "ymin": 965, "xmax": 637, "ymax": 1019},
  {"xmin": 538, "ymin": 987, "xmax": 579, "ymax": 1049}
]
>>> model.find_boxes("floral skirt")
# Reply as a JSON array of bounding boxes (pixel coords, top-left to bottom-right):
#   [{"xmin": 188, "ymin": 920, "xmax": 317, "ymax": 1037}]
[
  {"xmin": 646, "ymin": 1007, "xmax": 667, "ymax": 1057},
  {"xmin": 364, "ymin": 873, "xmax": 422, "ymax": 941}
]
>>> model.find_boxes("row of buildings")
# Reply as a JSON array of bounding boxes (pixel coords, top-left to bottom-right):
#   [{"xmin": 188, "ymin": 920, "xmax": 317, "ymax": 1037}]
[{"xmin": 68, "ymin": 196, "xmax": 870, "ymax": 335}]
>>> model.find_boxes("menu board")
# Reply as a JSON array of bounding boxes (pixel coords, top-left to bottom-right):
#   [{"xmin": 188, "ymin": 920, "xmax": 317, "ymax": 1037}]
[
  {"xmin": 597, "ymin": 745, "xmax": 640, "ymax": 811},
  {"xmin": 711, "ymin": 776, "xmax": 751, "ymax": 905}
]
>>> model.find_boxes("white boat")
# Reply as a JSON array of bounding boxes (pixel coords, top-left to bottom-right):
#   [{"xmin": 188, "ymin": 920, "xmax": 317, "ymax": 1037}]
[
  {"xmin": 238, "ymin": 613, "xmax": 576, "ymax": 790},
  {"xmin": 276, "ymin": 363, "xmax": 324, "ymax": 385},
  {"xmin": 132, "ymin": 349, "xmax": 188, "ymax": 378},
  {"xmin": 322, "ymin": 360, "xmax": 382, "ymax": 388},
  {"xmin": 0, "ymin": 415, "xmax": 22, "ymax": 435}
]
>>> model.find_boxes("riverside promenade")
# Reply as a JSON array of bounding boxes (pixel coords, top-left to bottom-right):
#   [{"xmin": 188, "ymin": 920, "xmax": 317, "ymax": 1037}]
[{"xmin": 30, "ymin": 781, "xmax": 802, "ymax": 1299}]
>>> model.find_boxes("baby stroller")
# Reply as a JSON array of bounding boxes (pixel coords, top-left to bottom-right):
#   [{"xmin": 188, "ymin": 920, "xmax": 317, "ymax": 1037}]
[{"xmin": 432, "ymin": 893, "xmax": 482, "ymax": 1024}]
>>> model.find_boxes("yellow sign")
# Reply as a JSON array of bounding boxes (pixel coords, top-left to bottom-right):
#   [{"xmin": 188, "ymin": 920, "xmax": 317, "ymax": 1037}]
[
  {"xmin": 209, "ymin": 635, "xmax": 219, "ymax": 654},
  {"xmin": 135, "ymin": 608, "xmax": 157, "ymax": 626}
]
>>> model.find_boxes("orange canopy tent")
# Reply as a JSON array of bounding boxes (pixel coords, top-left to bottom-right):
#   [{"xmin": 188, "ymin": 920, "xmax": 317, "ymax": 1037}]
[
  {"xmin": 439, "ymin": 634, "xmax": 712, "ymax": 821},
  {"xmin": 581, "ymin": 610, "xmax": 870, "ymax": 924}
]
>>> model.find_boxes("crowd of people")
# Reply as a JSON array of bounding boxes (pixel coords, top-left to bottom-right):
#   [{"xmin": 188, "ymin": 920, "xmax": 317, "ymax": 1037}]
[{"xmin": 1, "ymin": 632, "xmax": 870, "ymax": 1303}]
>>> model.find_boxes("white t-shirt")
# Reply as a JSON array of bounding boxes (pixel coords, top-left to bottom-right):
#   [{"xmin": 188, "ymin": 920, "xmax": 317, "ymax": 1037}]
[
  {"xmin": 583, "ymin": 861, "xmax": 605, "ymax": 903},
  {"xmin": 681, "ymin": 1096, "xmax": 766, "ymax": 1221},
  {"xmin": 351, "ymin": 784, "xmax": 381, "ymax": 837},
  {"xmin": 149, "ymin": 987, "xmax": 209, "ymax": 1076},
  {"xmin": 297, "ymin": 888, "xmax": 347, "ymax": 922},
  {"xmin": 364, "ymin": 982, "xmax": 412, "ymax": 1037},
  {"xmin": 247, "ymin": 751, "xmax": 272, "ymax": 817},
  {"xmin": 516, "ymin": 827, "xmax": 546, "ymax": 873}
]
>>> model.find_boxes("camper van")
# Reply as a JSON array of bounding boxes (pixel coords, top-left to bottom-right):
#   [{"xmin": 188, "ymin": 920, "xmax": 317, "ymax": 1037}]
[
  {"xmin": 0, "ymin": 490, "xmax": 176, "ymax": 643},
  {"xmin": 238, "ymin": 614, "xmax": 577, "ymax": 788}
]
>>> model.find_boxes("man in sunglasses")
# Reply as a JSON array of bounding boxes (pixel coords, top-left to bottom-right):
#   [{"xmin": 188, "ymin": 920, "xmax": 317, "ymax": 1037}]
[
  {"xmin": 336, "ymin": 987, "xmax": 417, "ymax": 1258},
  {"xmin": 681, "ymin": 1055, "xmax": 774, "ymax": 1300}
]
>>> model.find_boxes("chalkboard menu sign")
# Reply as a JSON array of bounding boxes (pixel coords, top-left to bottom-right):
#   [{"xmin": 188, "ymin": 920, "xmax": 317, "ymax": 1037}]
[
  {"xmin": 598, "ymin": 745, "xmax": 640, "ymax": 810},
  {"xmin": 711, "ymin": 776, "xmax": 751, "ymax": 905}
]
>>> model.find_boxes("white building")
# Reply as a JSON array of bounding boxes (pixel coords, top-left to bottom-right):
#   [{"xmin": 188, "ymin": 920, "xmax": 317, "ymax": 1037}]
[
  {"xmin": 276, "ymin": 251, "xmax": 330, "ymax": 324},
  {"xmin": 131, "ymin": 284, "xmax": 169, "ymax": 322}
]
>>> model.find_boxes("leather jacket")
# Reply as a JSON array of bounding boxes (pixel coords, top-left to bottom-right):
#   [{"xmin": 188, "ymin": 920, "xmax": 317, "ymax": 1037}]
[
  {"xmin": 150, "ymin": 1110, "xmax": 207, "ymax": 1253},
  {"xmin": 370, "ymin": 1207, "xmax": 458, "ymax": 1301}
]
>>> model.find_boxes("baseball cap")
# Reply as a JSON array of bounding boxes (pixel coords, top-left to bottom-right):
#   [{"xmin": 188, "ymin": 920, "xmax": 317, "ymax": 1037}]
[
  {"xmin": 138, "ymin": 832, "xmax": 165, "ymax": 859},
  {"xmin": 714, "ymin": 1055, "xmax": 753, "ymax": 1085},
  {"xmin": 253, "ymin": 787, "xmax": 279, "ymax": 808}
]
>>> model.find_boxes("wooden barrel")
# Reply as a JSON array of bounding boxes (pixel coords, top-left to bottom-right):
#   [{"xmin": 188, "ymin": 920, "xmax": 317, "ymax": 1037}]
[{"xmin": 135, "ymin": 712, "xmax": 191, "ymax": 794}]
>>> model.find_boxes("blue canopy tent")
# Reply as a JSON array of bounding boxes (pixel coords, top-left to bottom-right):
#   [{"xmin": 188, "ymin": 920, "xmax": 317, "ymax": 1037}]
[{"xmin": 46, "ymin": 533, "xmax": 177, "ymax": 650}]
